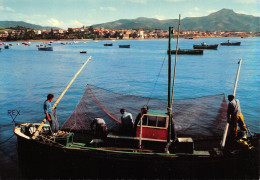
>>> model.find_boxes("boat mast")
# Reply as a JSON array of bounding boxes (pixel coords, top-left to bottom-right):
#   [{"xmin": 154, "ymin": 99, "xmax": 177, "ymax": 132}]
[
  {"xmin": 221, "ymin": 59, "xmax": 242, "ymax": 149},
  {"xmin": 167, "ymin": 15, "xmax": 181, "ymax": 146},
  {"xmin": 167, "ymin": 26, "xmax": 173, "ymax": 144},
  {"xmin": 32, "ymin": 56, "xmax": 92, "ymax": 139}
]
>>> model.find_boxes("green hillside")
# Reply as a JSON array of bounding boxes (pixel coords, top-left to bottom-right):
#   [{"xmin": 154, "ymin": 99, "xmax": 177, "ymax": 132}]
[
  {"xmin": 92, "ymin": 9, "xmax": 260, "ymax": 32},
  {"xmin": 0, "ymin": 21, "xmax": 58, "ymax": 30}
]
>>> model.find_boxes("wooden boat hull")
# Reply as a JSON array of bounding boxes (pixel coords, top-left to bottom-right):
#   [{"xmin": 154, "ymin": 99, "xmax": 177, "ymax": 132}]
[
  {"xmin": 193, "ymin": 44, "xmax": 218, "ymax": 49},
  {"xmin": 220, "ymin": 42, "xmax": 241, "ymax": 46},
  {"xmin": 168, "ymin": 49, "xmax": 203, "ymax": 55},
  {"xmin": 15, "ymin": 125, "xmax": 259, "ymax": 179},
  {"xmin": 119, "ymin": 45, "xmax": 130, "ymax": 48},
  {"xmin": 38, "ymin": 47, "xmax": 53, "ymax": 51}
]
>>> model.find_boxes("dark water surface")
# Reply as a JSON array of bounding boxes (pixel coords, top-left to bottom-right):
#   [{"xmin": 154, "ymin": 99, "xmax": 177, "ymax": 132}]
[{"xmin": 0, "ymin": 37, "xmax": 259, "ymax": 178}]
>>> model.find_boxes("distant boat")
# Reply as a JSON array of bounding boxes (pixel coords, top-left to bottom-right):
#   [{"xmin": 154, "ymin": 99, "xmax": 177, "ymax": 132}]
[
  {"xmin": 17, "ymin": 43, "xmax": 19, "ymax": 45},
  {"xmin": 104, "ymin": 43, "xmax": 113, "ymax": 46},
  {"xmin": 193, "ymin": 43, "xmax": 218, "ymax": 50},
  {"xmin": 61, "ymin": 42, "xmax": 66, "ymax": 45},
  {"xmin": 0, "ymin": 48, "xmax": 1, "ymax": 51},
  {"xmin": 38, "ymin": 46, "xmax": 53, "ymax": 51},
  {"xmin": 9, "ymin": 44, "xmax": 13, "ymax": 46},
  {"xmin": 4, "ymin": 45, "xmax": 9, "ymax": 49},
  {"xmin": 119, "ymin": 45, "xmax": 130, "ymax": 48},
  {"xmin": 36, "ymin": 45, "xmax": 40, "ymax": 47},
  {"xmin": 168, "ymin": 49, "xmax": 203, "ymax": 55},
  {"xmin": 80, "ymin": 51, "xmax": 87, "ymax": 53},
  {"xmin": 220, "ymin": 40, "xmax": 241, "ymax": 46}
]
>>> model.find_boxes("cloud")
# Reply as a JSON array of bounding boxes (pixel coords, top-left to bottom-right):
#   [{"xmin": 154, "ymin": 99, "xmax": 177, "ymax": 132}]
[
  {"xmin": 70, "ymin": 20, "xmax": 84, "ymax": 27},
  {"xmin": 5, "ymin": 7, "xmax": 15, "ymax": 12},
  {"xmin": 187, "ymin": 12, "xmax": 198, "ymax": 17},
  {"xmin": 166, "ymin": 0, "xmax": 185, "ymax": 2},
  {"xmin": 0, "ymin": 5, "xmax": 15, "ymax": 12},
  {"xmin": 194, "ymin": 7, "xmax": 199, "ymax": 11},
  {"xmin": 47, "ymin": 18, "xmax": 65, "ymax": 27},
  {"xmin": 155, "ymin": 15, "xmax": 165, "ymax": 20},
  {"xmin": 100, "ymin": 6, "xmax": 116, "ymax": 11},
  {"xmin": 236, "ymin": 0, "xmax": 259, "ymax": 3},
  {"xmin": 126, "ymin": 0, "xmax": 147, "ymax": 3},
  {"xmin": 238, "ymin": 11, "xmax": 260, "ymax": 16},
  {"xmin": 207, "ymin": 9, "xmax": 217, "ymax": 14}
]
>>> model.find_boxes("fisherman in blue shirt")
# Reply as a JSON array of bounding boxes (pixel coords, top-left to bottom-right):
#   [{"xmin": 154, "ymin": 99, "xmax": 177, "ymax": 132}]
[{"xmin": 44, "ymin": 94, "xmax": 59, "ymax": 134}]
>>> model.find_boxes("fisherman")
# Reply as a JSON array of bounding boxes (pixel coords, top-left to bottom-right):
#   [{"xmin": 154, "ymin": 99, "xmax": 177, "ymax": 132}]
[
  {"xmin": 91, "ymin": 117, "xmax": 108, "ymax": 139},
  {"xmin": 133, "ymin": 106, "xmax": 148, "ymax": 134},
  {"xmin": 120, "ymin": 108, "xmax": 134, "ymax": 136},
  {"xmin": 44, "ymin": 94, "xmax": 59, "ymax": 134},
  {"xmin": 227, "ymin": 95, "xmax": 248, "ymax": 140}
]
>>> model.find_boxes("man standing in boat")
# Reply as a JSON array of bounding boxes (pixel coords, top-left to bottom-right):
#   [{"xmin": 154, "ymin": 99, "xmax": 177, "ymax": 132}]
[
  {"xmin": 44, "ymin": 94, "xmax": 59, "ymax": 134},
  {"xmin": 227, "ymin": 95, "xmax": 247, "ymax": 140},
  {"xmin": 120, "ymin": 109, "xmax": 134, "ymax": 136}
]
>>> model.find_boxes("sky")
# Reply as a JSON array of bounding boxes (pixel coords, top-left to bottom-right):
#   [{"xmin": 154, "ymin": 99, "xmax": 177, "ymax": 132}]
[{"xmin": 0, "ymin": 0, "xmax": 259, "ymax": 29}]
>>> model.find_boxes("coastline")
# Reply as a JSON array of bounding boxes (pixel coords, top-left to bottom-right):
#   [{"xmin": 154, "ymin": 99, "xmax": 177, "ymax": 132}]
[{"xmin": 0, "ymin": 35, "xmax": 258, "ymax": 42}]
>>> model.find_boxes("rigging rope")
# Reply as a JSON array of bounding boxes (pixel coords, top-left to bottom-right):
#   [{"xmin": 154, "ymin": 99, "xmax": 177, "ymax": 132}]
[
  {"xmin": 0, "ymin": 134, "xmax": 15, "ymax": 145},
  {"xmin": 146, "ymin": 54, "xmax": 167, "ymax": 106}
]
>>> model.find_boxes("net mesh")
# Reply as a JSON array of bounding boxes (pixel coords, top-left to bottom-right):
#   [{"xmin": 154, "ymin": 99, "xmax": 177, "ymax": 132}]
[{"xmin": 62, "ymin": 84, "xmax": 227, "ymax": 137}]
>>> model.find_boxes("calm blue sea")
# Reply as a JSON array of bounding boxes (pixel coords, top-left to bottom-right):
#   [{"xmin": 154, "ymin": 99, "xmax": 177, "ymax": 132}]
[{"xmin": 0, "ymin": 37, "xmax": 259, "ymax": 177}]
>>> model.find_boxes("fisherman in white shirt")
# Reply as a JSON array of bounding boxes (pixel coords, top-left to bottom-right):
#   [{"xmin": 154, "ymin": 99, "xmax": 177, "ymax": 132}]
[{"xmin": 120, "ymin": 108, "xmax": 134, "ymax": 136}]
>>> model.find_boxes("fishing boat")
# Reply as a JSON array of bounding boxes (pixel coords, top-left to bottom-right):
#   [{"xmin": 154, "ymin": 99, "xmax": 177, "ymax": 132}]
[
  {"xmin": 38, "ymin": 46, "xmax": 53, "ymax": 51},
  {"xmin": 168, "ymin": 49, "xmax": 203, "ymax": 55},
  {"xmin": 220, "ymin": 40, "xmax": 241, "ymax": 46},
  {"xmin": 80, "ymin": 51, "xmax": 87, "ymax": 53},
  {"xmin": 119, "ymin": 45, "xmax": 130, "ymax": 48},
  {"xmin": 193, "ymin": 43, "xmax": 218, "ymax": 50},
  {"xmin": 14, "ymin": 23, "xmax": 259, "ymax": 179},
  {"xmin": 104, "ymin": 43, "xmax": 113, "ymax": 46}
]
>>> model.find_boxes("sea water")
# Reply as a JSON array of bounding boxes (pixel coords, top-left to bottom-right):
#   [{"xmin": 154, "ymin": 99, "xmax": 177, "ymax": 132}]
[{"xmin": 0, "ymin": 37, "xmax": 259, "ymax": 178}]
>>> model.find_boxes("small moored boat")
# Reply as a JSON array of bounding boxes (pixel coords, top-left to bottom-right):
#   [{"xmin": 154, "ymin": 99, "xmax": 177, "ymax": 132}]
[
  {"xmin": 104, "ymin": 43, "xmax": 113, "ymax": 46},
  {"xmin": 220, "ymin": 40, "xmax": 241, "ymax": 46},
  {"xmin": 193, "ymin": 42, "xmax": 218, "ymax": 50},
  {"xmin": 80, "ymin": 51, "xmax": 87, "ymax": 53},
  {"xmin": 38, "ymin": 46, "xmax": 53, "ymax": 51},
  {"xmin": 168, "ymin": 49, "xmax": 203, "ymax": 55},
  {"xmin": 119, "ymin": 45, "xmax": 130, "ymax": 48},
  {"xmin": 4, "ymin": 45, "xmax": 9, "ymax": 49}
]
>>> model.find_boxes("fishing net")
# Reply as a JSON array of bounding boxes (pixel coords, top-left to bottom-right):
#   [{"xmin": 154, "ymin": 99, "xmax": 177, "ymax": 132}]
[{"xmin": 62, "ymin": 84, "xmax": 227, "ymax": 137}]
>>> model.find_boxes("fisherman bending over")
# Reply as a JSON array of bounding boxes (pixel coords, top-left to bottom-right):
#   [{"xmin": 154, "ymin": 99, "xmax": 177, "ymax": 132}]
[
  {"xmin": 44, "ymin": 94, "xmax": 59, "ymax": 134},
  {"xmin": 120, "ymin": 109, "xmax": 134, "ymax": 136},
  {"xmin": 227, "ymin": 95, "xmax": 248, "ymax": 140},
  {"xmin": 91, "ymin": 117, "xmax": 108, "ymax": 139}
]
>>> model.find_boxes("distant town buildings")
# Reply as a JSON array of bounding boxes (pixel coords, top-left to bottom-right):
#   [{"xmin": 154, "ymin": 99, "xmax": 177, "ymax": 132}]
[{"xmin": 0, "ymin": 25, "xmax": 258, "ymax": 41}]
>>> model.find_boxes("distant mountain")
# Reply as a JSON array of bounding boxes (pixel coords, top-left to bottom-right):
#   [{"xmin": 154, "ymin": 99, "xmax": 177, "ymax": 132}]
[
  {"xmin": 92, "ymin": 9, "xmax": 260, "ymax": 32},
  {"xmin": 0, "ymin": 21, "xmax": 59, "ymax": 30}
]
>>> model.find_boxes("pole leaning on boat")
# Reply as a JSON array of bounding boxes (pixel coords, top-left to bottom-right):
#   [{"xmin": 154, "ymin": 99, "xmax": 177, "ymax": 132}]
[
  {"xmin": 166, "ymin": 15, "xmax": 181, "ymax": 150},
  {"xmin": 32, "ymin": 56, "xmax": 92, "ymax": 139},
  {"xmin": 221, "ymin": 59, "xmax": 242, "ymax": 149}
]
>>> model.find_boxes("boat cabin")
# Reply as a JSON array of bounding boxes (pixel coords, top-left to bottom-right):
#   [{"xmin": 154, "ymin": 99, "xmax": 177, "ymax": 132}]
[{"xmin": 136, "ymin": 111, "xmax": 169, "ymax": 142}]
